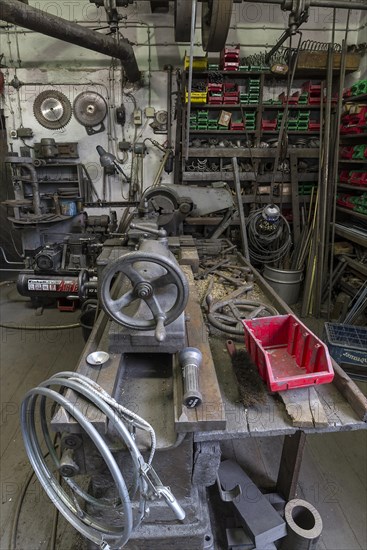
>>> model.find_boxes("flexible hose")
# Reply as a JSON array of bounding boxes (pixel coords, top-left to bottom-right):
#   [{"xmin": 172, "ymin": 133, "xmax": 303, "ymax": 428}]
[{"xmin": 21, "ymin": 372, "xmax": 183, "ymax": 549}]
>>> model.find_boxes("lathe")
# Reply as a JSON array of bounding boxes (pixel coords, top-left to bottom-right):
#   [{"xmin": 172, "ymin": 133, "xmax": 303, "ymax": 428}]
[{"xmin": 21, "ymin": 205, "xmax": 227, "ymax": 550}]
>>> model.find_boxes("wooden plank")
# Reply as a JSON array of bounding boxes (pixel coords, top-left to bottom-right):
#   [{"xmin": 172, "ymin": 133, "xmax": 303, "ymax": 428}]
[
  {"xmin": 173, "ymin": 266, "xmax": 226, "ymax": 432},
  {"xmin": 279, "ymin": 387, "xmax": 329, "ymax": 428}
]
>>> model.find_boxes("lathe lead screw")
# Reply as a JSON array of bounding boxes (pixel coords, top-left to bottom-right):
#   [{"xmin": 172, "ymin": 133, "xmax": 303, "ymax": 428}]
[{"xmin": 178, "ymin": 347, "xmax": 203, "ymax": 409}]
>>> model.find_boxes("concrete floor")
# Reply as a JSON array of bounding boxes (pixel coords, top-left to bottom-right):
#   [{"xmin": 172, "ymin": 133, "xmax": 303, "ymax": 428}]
[{"xmin": 1, "ymin": 280, "xmax": 366, "ymax": 550}]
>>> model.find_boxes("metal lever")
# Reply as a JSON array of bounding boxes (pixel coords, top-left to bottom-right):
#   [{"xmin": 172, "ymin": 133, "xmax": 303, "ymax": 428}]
[
  {"xmin": 158, "ymin": 486, "xmax": 186, "ymax": 521},
  {"xmin": 179, "ymin": 347, "xmax": 203, "ymax": 409},
  {"xmin": 130, "ymin": 223, "xmax": 167, "ymax": 239}
]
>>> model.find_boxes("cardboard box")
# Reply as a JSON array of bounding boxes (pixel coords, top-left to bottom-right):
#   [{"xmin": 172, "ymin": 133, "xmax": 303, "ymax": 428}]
[{"xmin": 219, "ymin": 110, "xmax": 232, "ymax": 127}]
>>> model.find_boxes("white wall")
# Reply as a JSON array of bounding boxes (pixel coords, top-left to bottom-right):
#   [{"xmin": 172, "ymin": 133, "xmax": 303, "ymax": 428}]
[{"xmin": 1, "ymin": 0, "xmax": 365, "ymax": 204}]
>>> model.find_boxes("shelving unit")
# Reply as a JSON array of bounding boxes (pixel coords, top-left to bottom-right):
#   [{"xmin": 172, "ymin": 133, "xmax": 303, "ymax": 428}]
[
  {"xmin": 334, "ymin": 87, "xmax": 367, "ymax": 251},
  {"xmin": 176, "ymin": 64, "xmax": 325, "ymax": 244}
]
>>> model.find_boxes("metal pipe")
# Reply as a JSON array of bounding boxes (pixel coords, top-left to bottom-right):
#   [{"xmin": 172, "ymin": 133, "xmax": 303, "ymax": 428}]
[
  {"xmin": 316, "ymin": 43, "xmax": 334, "ymax": 316},
  {"xmin": 247, "ymin": 0, "xmax": 367, "ymax": 8},
  {"xmin": 19, "ymin": 163, "xmax": 41, "ymax": 216},
  {"xmin": 0, "ymin": 247, "xmax": 24, "ymax": 265},
  {"xmin": 185, "ymin": 0, "xmax": 198, "ymax": 163},
  {"xmin": 328, "ymin": 32, "xmax": 349, "ymax": 319},
  {"xmin": 165, "ymin": 64, "xmax": 173, "ymax": 148},
  {"xmin": 232, "ymin": 157, "xmax": 250, "ymax": 262},
  {"xmin": 0, "ymin": 0, "xmax": 140, "ymax": 81}
]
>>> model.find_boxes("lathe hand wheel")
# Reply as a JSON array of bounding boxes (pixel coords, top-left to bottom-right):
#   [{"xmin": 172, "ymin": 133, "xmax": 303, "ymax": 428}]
[{"xmin": 100, "ymin": 251, "xmax": 189, "ymax": 341}]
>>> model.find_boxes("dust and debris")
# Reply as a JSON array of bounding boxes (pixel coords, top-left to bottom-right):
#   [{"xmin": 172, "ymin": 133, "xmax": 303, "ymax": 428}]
[{"xmin": 230, "ymin": 349, "xmax": 267, "ymax": 407}]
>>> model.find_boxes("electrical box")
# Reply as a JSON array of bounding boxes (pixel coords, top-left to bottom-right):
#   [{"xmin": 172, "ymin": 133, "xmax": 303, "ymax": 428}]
[
  {"xmin": 17, "ymin": 127, "xmax": 34, "ymax": 138},
  {"xmin": 145, "ymin": 106, "xmax": 155, "ymax": 118},
  {"xmin": 133, "ymin": 108, "xmax": 143, "ymax": 126}
]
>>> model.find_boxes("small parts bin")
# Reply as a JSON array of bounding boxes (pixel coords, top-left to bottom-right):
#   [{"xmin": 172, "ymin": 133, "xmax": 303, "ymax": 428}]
[{"xmin": 243, "ymin": 314, "xmax": 334, "ymax": 392}]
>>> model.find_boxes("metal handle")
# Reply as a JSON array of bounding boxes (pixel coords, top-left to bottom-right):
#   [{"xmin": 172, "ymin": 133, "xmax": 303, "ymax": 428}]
[{"xmin": 179, "ymin": 347, "xmax": 203, "ymax": 409}]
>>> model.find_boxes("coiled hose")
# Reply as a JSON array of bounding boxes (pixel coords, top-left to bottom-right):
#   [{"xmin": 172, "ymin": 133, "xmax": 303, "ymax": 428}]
[
  {"xmin": 246, "ymin": 209, "xmax": 292, "ymax": 264},
  {"xmin": 21, "ymin": 371, "xmax": 184, "ymax": 550}
]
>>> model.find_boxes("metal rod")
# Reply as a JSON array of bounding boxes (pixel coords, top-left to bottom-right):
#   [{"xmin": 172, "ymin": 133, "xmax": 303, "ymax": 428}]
[
  {"xmin": 0, "ymin": 0, "xmax": 140, "ymax": 81},
  {"xmin": 246, "ymin": 0, "xmax": 367, "ymax": 8},
  {"xmin": 328, "ymin": 20, "xmax": 350, "ymax": 319},
  {"xmin": 315, "ymin": 42, "xmax": 334, "ymax": 316},
  {"xmin": 232, "ymin": 157, "xmax": 250, "ymax": 262},
  {"xmin": 185, "ymin": 0, "xmax": 198, "ymax": 163},
  {"xmin": 165, "ymin": 65, "xmax": 173, "ymax": 148}
]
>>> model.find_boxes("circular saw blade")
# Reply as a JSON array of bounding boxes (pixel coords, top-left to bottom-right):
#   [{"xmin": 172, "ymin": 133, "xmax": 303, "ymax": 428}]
[
  {"xmin": 73, "ymin": 91, "xmax": 107, "ymax": 128},
  {"xmin": 33, "ymin": 90, "xmax": 72, "ymax": 130}
]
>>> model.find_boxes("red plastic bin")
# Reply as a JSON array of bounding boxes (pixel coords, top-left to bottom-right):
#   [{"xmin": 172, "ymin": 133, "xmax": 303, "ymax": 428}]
[{"xmin": 242, "ymin": 314, "xmax": 334, "ymax": 392}]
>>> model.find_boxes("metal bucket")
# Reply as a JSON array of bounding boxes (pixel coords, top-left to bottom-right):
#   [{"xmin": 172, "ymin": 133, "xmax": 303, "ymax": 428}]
[{"xmin": 263, "ymin": 266, "xmax": 304, "ymax": 306}]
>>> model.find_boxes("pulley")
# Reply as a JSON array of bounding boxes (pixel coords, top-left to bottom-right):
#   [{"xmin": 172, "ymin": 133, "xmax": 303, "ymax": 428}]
[
  {"xmin": 174, "ymin": 0, "xmax": 193, "ymax": 42},
  {"xmin": 201, "ymin": 0, "xmax": 233, "ymax": 52}
]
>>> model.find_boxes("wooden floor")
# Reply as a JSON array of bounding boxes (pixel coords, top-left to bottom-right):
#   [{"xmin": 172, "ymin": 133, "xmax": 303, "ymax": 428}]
[{"xmin": 0, "ymin": 281, "xmax": 366, "ymax": 550}]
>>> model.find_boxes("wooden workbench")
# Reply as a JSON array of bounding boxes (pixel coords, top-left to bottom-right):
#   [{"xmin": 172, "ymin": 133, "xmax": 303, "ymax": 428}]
[{"xmin": 192, "ymin": 254, "xmax": 367, "ymax": 500}]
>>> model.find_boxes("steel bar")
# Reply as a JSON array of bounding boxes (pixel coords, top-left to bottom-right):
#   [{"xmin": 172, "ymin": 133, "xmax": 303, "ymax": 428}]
[
  {"xmin": 277, "ymin": 432, "xmax": 307, "ymax": 501},
  {"xmin": 315, "ymin": 43, "xmax": 334, "ymax": 316},
  {"xmin": 328, "ymin": 29, "xmax": 349, "ymax": 319},
  {"xmin": 0, "ymin": 0, "xmax": 140, "ymax": 81},
  {"xmin": 232, "ymin": 158, "xmax": 250, "ymax": 262},
  {"xmin": 165, "ymin": 65, "xmax": 173, "ymax": 148},
  {"xmin": 185, "ymin": 0, "xmax": 198, "ymax": 162},
  {"xmin": 246, "ymin": 0, "xmax": 367, "ymax": 8}
]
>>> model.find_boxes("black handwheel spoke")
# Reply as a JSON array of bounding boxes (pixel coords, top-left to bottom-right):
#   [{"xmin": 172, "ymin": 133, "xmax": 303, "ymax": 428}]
[
  {"xmin": 151, "ymin": 272, "xmax": 177, "ymax": 289},
  {"xmin": 110, "ymin": 290, "xmax": 135, "ymax": 313},
  {"xmin": 123, "ymin": 265, "xmax": 145, "ymax": 286},
  {"xmin": 144, "ymin": 295, "xmax": 165, "ymax": 320}
]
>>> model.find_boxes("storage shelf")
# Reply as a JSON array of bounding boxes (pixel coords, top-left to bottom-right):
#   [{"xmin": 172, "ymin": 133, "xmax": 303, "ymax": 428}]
[
  {"xmin": 340, "ymin": 132, "xmax": 367, "ymax": 139},
  {"xmin": 183, "ymin": 172, "xmax": 318, "ymax": 182},
  {"xmin": 187, "ymin": 147, "xmax": 320, "ymax": 158},
  {"xmin": 187, "ymin": 70, "xmax": 270, "ymax": 76},
  {"xmin": 337, "ymin": 183, "xmax": 367, "ymax": 191},
  {"xmin": 262, "ymin": 130, "xmax": 320, "ymax": 135},
  {"xmin": 188, "ymin": 104, "xmax": 257, "ymax": 109},
  {"xmin": 189, "ymin": 130, "xmax": 256, "ymax": 134},
  {"xmin": 187, "ymin": 104, "xmax": 323, "ymax": 110},
  {"xmin": 338, "ymin": 159, "xmax": 367, "ymax": 164},
  {"xmin": 336, "ymin": 206, "xmax": 367, "ymax": 220},
  {"xmin": 334, "ymin": 224, "xmax": 367, "ymax": 248},
  {"xmin": 343, "ymin": 93, "xmax": 367, "ymax": 104}
]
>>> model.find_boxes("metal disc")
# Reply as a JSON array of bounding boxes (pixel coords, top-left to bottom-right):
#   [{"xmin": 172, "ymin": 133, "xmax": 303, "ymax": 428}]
[
  {"xmin": 86, "ymin": 351, "xmax": 110, "ymax": 366},
  {"xmin": 73, "ymin": 91, "xmax": 107, "ymax": 128},
  {"xmin": 33, "ymin": 90, "xmax": 72, "ymax": 130},
  {"xmin": 202, "ymin": 0, "xmax": 233, "ymax": 52},
  {"xmin": 175, "ymin": 0, "xmax": 194, "ymax": 42}
]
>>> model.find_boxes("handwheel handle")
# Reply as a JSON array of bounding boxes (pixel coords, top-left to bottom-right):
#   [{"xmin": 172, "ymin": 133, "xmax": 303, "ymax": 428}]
[{"xmin": 155, "ymin": 315, "xmax": 167, "ymax": 342}]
